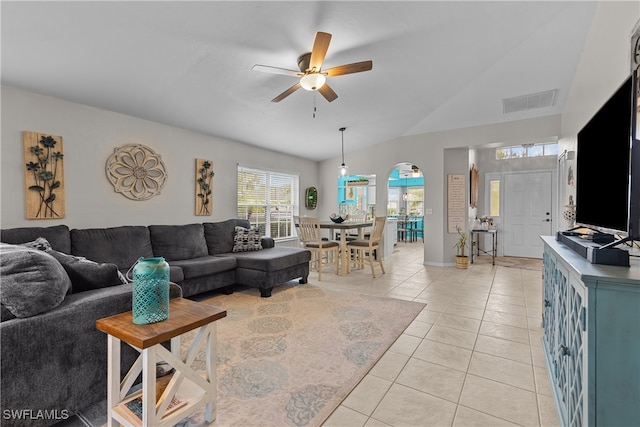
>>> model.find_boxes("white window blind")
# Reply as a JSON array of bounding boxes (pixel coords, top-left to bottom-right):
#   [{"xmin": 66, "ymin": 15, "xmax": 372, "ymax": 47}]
[{"xmin": 237, "ymin": 165, "xmax": 298, "ymax": 240}]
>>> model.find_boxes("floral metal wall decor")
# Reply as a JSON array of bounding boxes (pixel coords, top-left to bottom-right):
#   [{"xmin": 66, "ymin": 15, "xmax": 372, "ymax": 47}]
[
  {"xmin": 106, "ymin": 144, "xmax": 167, "ymax": 201},
  {"xmin": 195, "ymin": 159, "xmax": 215, "ymax": 215},
  {"xmin": 23, "ymin": 131, "xmax": 65, "ymax": 219}
]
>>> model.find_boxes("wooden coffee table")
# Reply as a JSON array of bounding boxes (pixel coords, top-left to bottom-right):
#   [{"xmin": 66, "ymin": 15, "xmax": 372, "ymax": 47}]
[{"xmin": 96, "ymin": 298, "xmax": 226, "ymax": 427}]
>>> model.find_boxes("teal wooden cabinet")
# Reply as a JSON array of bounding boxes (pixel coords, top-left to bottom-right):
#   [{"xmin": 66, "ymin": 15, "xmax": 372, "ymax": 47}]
[{"xmin": 541, "ymin": 236, "xmax": 640, "ymax": 427}]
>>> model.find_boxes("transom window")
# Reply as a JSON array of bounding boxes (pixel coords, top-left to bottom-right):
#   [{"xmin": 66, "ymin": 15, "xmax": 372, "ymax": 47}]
[
  {"xmin": 496, "ymin": 142, "xmax": 558, "ymax": 159},
  {"xmin": 237, "ymin": 165, "xmax": 298, "ymax": 240}
]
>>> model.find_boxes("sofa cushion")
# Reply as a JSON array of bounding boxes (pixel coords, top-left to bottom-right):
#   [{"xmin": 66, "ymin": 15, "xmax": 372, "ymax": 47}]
[
  {"xmin": 232, "ymin": 247, "xmax": 311, "ymax": 272},
  {"xmin": 0, "ymin": 243, "xmax": 71, "ymax": 318},
  {"xmin": 71, "ymin": 226, "xmax": 153, "ymax": 270},
  {"xmin": 0, "ymin": 224, "xmax": 71, "ymax": 253},
  {"xmin": 168, "ymin": 255, "xmax": 237, "ymax": 279},
  {"xmin": 148, "ymin": 224, "xmax": 208, "ymax": 261},
  {"xmin": 203, "ymin": 219, "xmax": 251, "ymax": 255},
  {"xmin": 232, "ymin": 226, "xmax": 263, "ymax": 252},
  {"xmin": 48, "ymin": 250, "xmax": 126, "ymax": 293}
]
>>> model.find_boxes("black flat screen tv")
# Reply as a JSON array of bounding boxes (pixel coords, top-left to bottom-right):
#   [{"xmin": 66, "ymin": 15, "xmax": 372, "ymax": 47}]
[{"xmin": 575, "ymin": 71, "xmax": 640, "ymax": 243}]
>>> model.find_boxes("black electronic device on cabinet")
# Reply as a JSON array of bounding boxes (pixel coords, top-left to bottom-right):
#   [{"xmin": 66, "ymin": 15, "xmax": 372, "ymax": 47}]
[{"xmin": 574, "ymin": 69, "xmax": 640, "ymax": 256}]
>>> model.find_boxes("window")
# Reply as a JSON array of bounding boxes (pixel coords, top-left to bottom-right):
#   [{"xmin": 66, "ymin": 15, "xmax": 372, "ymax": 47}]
[
  {"xmin": 489, "ymin": 180, "xmax": 500, "ymax": 217},
  {"xmin": 496, "ymin": 142, "xmax": 558, "ymax": 159},
  {"xmin": 387, "ymin": 188, "xmax": 400, "ymax": 215},
  {"xmin": 406, "ymin": 187, "xmax": 424, "ymax": 216},
  {"xmin": 237, "ymin": 166, "xmax": 298, "ymax": 240}
]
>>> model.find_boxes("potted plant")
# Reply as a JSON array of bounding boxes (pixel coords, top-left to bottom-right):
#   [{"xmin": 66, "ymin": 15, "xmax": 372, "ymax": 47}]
[{"xmin": 453, "ymin": 226, "xmax": 469, "ymax": 269}]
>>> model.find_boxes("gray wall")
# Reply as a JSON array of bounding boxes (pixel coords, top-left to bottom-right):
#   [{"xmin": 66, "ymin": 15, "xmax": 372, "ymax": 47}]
[
  {"xmin": 0, "ymin": 85, "xmax": 319, "ymax": 229},
  {"xmin": 317, "ymin": 2, "xmax": 639, "ymax": 266},
  {"xmin": 2, "ymin": 2, "xmax": 637, "ymax": 267},
  {"xmin": 317, "ymin": 115, "xmax": 562, "ymax": 266}
]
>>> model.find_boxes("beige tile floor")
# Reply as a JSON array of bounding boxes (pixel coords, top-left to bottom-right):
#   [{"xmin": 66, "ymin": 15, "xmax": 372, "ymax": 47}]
[{"xmin": 312, "ymin": 240, "xmax": 560, "ymax": 427}]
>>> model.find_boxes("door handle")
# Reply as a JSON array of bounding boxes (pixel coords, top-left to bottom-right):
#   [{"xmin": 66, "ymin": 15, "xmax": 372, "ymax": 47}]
[{"xmin": 542, "ymin": 219, "xmax": 550, "ymax": 222}]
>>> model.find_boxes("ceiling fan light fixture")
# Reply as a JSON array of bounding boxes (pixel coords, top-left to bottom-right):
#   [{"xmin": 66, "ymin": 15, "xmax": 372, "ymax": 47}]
[{"xmin": 300, "ymin": 73, "xmax": 326, "ymax": 91}]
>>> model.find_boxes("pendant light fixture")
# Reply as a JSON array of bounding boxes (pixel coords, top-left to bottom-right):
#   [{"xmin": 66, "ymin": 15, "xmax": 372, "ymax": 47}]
[
  {"xmin": 339, "ymin": 127, "xmax": 348, "ymax": 176},
  {"xmin": 402, "ymin": 173, "xmax": 409, "ymax": 201}
]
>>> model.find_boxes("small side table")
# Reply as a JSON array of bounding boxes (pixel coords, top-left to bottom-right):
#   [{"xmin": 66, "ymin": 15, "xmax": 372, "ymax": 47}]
[
  {"xmin": 469, "ymin": 229, "xmax": 498, "ymax": 265},
  {"xmin": 96, "ymin": 298, "xmax": 226, "ymax": 427}
]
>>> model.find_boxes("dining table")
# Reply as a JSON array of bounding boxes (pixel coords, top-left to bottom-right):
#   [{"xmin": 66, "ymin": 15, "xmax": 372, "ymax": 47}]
[{"xmin": 318, "ymin": 220, "xmax": 373, "ymax": 275}]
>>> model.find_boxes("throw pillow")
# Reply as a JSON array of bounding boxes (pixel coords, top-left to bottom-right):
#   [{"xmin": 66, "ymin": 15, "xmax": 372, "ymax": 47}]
[
  {"xmin": 232, "ymin": 226, "xmax": 263, "ymax": 252},
  {"xmin": 20, "ymin": 237, "xmax": 52, "ymax": 252},
  {"xmin": 47, "ymin": 250, "xmax": 128, "ymax": 293},
  {"xmin": 0, "ymin": 243, "xmax": 71, "ymax": 318}
]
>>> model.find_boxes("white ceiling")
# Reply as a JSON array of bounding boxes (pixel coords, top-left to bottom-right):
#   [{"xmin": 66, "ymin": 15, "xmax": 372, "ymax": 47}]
[{"xmin": 1, "ymin": 1, "xmax": 597, "ymax": 161}]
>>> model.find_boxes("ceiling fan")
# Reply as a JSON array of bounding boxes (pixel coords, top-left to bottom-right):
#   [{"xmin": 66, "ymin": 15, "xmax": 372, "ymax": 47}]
[{"xmin": 252, "ymin": 31, "xmax": 373, "ymax": 103}]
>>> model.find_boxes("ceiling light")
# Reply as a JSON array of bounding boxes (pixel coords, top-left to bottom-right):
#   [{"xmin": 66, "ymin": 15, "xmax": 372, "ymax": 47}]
[
  {"xmin": 300, "ymin": 73, "xmax": 326, "ymax": 91},
  {"xmin": 403, "ymin": 174, "xmax": 409, "ymax": 201},
  {"xmin": 339, "ymin": 127, "xmax": 348, "ymax": 176}
]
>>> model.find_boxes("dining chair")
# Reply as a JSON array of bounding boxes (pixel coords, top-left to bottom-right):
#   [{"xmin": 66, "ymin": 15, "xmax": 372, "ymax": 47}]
[
  {"xmin": 293, "ymin": 215, "xmax": 304, "ymax": 247},
  {"xmin": 298, "ymin": 216, "xmax": 340, "ymax": 281},
  {"xmin": 346, "ymin": 216, "xmax": 386, "ymax": 278},
  {"xmin": 397, "ymin": 215, "xmax": 409, "ymax": 243}
]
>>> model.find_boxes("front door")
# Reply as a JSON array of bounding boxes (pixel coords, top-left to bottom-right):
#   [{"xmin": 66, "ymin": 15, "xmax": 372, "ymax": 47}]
[{"xmin": 503, "ymin": 171, "xmax": 553, "ymax": 258}]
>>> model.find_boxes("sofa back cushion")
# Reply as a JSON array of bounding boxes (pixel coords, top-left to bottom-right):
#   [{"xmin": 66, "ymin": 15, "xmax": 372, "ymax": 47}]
[
  {"xmin": 71, "ymin": 226, "xmax": 153, "ymax": 270},
  {"xmin": 0, "ymin": 225, "xmax": 71, "ymax": 253},
  {"xmin": 203, "ymin": 219, "xmax": 251, "ymax": 255},
  {"xmin": 148, "ymin": 224, "xmax": 208, "ymax": 261}
]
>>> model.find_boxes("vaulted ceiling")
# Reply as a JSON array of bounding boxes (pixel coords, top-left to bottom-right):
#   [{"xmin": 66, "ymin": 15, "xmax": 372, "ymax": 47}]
[{"xmin": 1, "ymin": 1, "xmax": 597, "ymax": 161}]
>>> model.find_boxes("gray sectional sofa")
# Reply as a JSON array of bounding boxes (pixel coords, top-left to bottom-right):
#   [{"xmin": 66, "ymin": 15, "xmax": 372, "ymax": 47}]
[{"xmin": 0, "ymin": 218, "xmax": 310, "ymax": 426}]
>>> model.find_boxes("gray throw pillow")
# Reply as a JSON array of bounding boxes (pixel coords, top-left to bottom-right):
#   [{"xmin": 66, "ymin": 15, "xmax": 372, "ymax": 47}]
[
  {"xmin": 20, "ymin": 236, "xmax": 52, "ymax": 252},
  {"xmin": 232, "ymin": 226, "xmax": 263, "ymax": 252},
  {"xmin": 47, "ymin": 250, "xmax": 127, "ymax": 293},
  {"xmin": 0, "ymin": 243, "xmax": 71, "ymax": 318}
]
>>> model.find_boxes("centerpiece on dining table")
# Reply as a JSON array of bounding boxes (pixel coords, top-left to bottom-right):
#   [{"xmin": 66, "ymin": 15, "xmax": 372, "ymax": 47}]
[{"xmin": 329, "ymin": 213, "xmax": 349, "ymax": 223}]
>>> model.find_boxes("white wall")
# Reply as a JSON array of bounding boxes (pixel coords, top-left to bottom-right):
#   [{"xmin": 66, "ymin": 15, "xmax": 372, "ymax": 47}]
[
  {"xmin": 562, "ymin": 1, "xmax": 640, "ymax": 136},
  {"xmin": 0, "ymin": 85, "xmax": 319, "ymax": 229},
  {"xmin": 318, "ymin": 115, "xmax": 562, "ymax": 266},
  {"xmin": 2, "ymin": 2, "xmax": 637, "ymax": 266},
  {"xmin": 317, "ymin": 1, "xmax": 640, "ymax": 266}
]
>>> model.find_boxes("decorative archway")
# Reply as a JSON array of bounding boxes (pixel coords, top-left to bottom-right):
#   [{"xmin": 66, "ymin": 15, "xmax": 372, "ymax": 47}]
[{"xmin": 387, "ymin": 162, "xmax": 425, "ymax": 247}]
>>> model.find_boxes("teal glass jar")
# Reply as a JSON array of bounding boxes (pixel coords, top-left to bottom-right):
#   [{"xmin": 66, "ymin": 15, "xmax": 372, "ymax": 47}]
[{"xmin": 132, "ymin": 257, "xmax": 170, "ymax": 324}]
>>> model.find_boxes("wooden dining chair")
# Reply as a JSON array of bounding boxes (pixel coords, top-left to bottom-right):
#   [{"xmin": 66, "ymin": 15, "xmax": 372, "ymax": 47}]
[
  {"xmin": 346, "ymin": 216, "xmax": 386, "ymax": 278},
  {"xmin": 298, "ymin": 216, "xmax": 340, "ymax": 281},
  {"xmin": 293, "ymin": 215, "xmax": 305, "ymax": 247}
]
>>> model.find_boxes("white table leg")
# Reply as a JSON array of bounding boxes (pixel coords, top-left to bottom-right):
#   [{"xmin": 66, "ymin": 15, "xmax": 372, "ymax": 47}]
[
  {"xmin": 106, "ymin": 336, "xmax": 120, "ymax": 427},
  {"xmin": 204, "ymin": 323, "xmax": 217, "ymax": 422},
  {"xmin": 171, "ymin": 336, "xmax": 180, "ymax": 358},
  {"xmin": 141, "ymin": 348, "xmax": 157, "ymax": 426}
]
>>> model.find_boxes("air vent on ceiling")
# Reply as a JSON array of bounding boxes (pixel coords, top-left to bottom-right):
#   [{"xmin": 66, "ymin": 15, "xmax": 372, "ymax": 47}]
[{"xmin": 502, "ymin": 89, "xmax": 558, "ymax": 114}]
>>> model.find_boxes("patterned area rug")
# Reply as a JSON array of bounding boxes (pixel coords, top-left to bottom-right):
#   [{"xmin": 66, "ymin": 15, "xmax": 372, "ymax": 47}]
[
  {"xmin": 176, "ymin": 284, "xmax": 425, "ymax": 427},
  {"xmin": 471, "ymin": 255, "xmax": 543, "ymax": 271}
]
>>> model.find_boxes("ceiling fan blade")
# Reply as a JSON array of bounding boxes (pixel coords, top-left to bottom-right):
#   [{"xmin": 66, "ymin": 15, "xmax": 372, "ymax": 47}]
[
  {"xmin": 309, "ymin": 32, "xmax": 332, "ymax": 71},
  {"xmin": 252, "ymin": 64, "xmax": 302, "ymax": 77},
  {"xmin": 318, "ymin": 83, "xmax": 338, "ymax": 102},
  {"xmin": 271, "ymin": 82, "xmax": 301, "ymax": 103},
  {"xmin": 325, "ymin": 60, "xmax": 373, "ymax": 77}
]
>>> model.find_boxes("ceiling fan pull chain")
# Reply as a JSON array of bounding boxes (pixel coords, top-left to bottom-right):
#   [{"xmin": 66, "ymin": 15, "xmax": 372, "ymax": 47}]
[{"xmin": 313, "ymin": 93, "xmax": 317, "ymax": 118}]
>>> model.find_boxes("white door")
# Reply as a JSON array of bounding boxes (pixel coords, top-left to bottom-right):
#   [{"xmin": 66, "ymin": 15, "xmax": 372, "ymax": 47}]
[{"xmin": 503, "ymin": 171, "xmax": 552, "ymax": 258}]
